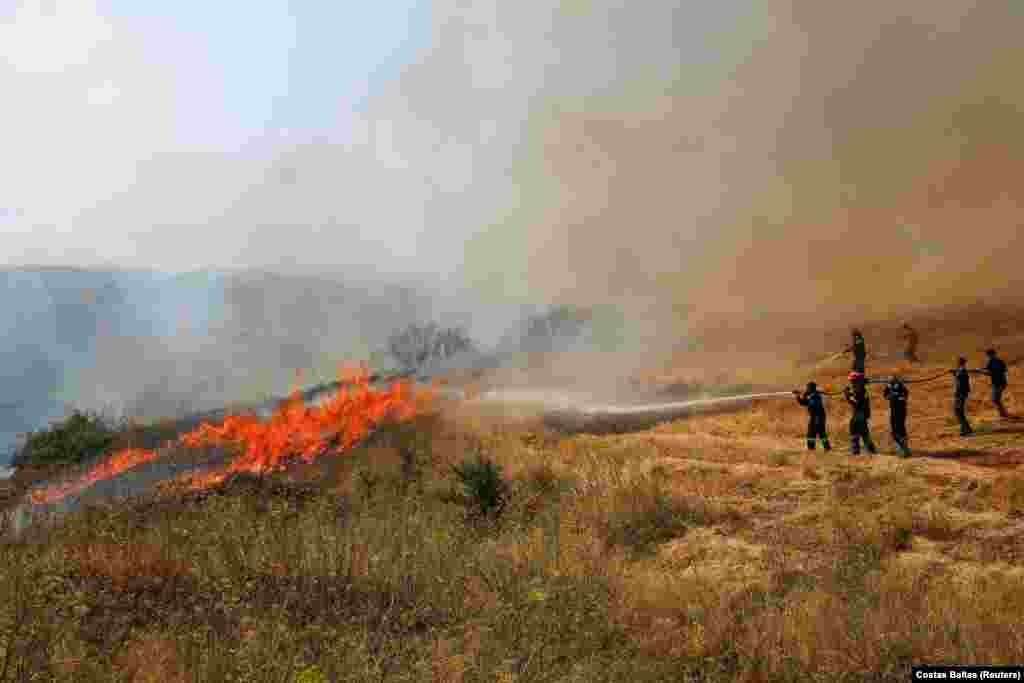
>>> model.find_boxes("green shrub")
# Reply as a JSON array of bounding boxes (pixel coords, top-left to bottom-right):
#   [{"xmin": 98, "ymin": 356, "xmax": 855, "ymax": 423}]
[
  {"xmin": 602, "ymin": 477, "xmax": 691, "ymax": 555},
  {"xmin": 451, "ymin": 455, "xmax": 509, "ymax": 520},
  {"xmin": 14, "ymin": 410, "xmax": 115, "ymax": 467}
]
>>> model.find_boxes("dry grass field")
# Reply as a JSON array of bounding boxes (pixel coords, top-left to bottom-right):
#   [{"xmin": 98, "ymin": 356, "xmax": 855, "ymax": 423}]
[{"xmin": 1, "ymin": 303, "xmax": 1023, "ymax": 681}]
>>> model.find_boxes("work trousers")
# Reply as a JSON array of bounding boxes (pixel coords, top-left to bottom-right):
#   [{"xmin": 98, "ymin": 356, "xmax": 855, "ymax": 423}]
[
  {"xmin": 889, "ymin": 407, "xmax": 910, "ymax": 455},
  {"xmin": 954, "ymin": 395, "xmax": 973, "ymax": 435},
  {"xmin": 849, "ymin": 413, "xmax": 877, "ymax": 454},
  {"xmin": 993, "ymin": 384, "xmax": 1010, "ymax": 418},
  {"xmin": 806, "ymin": 414, "xmax": 830, "ymax": 450}
]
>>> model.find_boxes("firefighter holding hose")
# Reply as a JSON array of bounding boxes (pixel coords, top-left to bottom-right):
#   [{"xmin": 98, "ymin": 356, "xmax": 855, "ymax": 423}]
[
  {"xmin": 980, "ymin": 348, "xmax": 1011, "ymax": 418},
  {"xmin": 950, "ymin": 357, "xmax": 974, "ymax": 436},
  {"xmin": 883, "ymin": 376, "xmax": 911, "ymax": 457},
  {"xmin": 793, "ymin": 381, "xmax": 831, "ymax": 451},
  {"xmin": 844, "ymin": 372, "xmax": 878, "ymax": 455}
]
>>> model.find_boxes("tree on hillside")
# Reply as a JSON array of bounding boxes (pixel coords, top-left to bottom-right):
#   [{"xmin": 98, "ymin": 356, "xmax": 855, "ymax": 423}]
[
  {"xmin": 387, "ymin": 322, "xmax": 474, "ymax": 372},
  {"xmin": 518, "ymin": 305, "xmax": 590, "ymax": 352}
]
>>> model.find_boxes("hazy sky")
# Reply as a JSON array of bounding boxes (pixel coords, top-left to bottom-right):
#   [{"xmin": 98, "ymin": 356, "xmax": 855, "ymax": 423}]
[
  {"xmin": 3, "ymin": 1, "xmax": 1021, "ymax": 317},
  {"xmin": 0, "ymin": 0, "xmax": 435, "ymax": 272}
]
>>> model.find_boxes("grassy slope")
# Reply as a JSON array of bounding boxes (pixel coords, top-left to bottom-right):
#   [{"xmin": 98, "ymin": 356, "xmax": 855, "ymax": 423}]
[{"xmin": 1, "ymin": 305, "xmax": 1023, "ymax": 681}]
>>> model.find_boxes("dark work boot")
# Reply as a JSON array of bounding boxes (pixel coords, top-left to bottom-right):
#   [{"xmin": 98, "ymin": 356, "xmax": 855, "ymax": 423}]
[
  {"xmin": 822, "ymin": 439, "xmax": 832, "ymax": 452},
  {"xmin": 807, "ymin": 440, "xmax": 816, "ymax": 451}
]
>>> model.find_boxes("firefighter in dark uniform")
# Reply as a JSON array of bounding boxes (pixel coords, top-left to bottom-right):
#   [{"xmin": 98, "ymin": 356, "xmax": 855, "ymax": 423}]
[
  {"xmin": 794, "ymin": 381, "xmax": 831, "ymax": 451},
  {"xmin": 883, "ymin": 376, "xmax": 911, "ymax": 457},
  {"xmin": 981, "ymin": 348, "xmax": 1010, "ymax": 418},
  {"xmin": 845, "ymin": 329, "xmax": 867, "ymax": 374},
  {"xmin": 950, "ymin": 357, "xmax": 974, "ymax": 436},
  {"xmin": 843, "ymin": 371, "xmax": 877, "ymax": 455}
]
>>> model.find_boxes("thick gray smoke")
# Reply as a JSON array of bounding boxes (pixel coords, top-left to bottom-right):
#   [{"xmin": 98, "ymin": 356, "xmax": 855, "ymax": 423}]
[
  {"xmin": 383, "ymin": 1, "xmax": 1024, "ymax": 333},
  {"xmin": 0, "ymin": 266, "xmax": 625, "ymax": 463}
]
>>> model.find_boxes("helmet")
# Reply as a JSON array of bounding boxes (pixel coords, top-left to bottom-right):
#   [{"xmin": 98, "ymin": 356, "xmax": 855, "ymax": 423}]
[
  {"xmin": 848, "ymin": 371, "xmax": 864, "ymax": 381},
  {"xmin": 987, "ymin": 348, "xmax": 997, "ymax": 356},
  {"xmin": 806, "ymin": 381, "xmax": 817, "ymax": 391}
]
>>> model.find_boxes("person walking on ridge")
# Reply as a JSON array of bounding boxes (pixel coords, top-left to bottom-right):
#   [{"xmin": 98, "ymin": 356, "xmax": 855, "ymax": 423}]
[
  {"xmin": 844, "ymin": 371, "xmax": 877, "ymax": 455},
  {"xmin": 845, "ymin": 329, "xmax": 867, "ymax": 374},
  {"xmin": 883, "ymin": 375, "xmax": 911, "ymax": 457},
  {"xmin": 794, "ymin": 381, "xmax": 831, "ymax": 451},
  {"xmin": 980, "ymin": 348, "xmax": 1011, "ymax": 418},
  {"xmin": 903, "ymin": 324, "xmax": 920, "ymax": 363},
  {"xmin": 950, "ymin": 357, "xmax": 974, "ymax": 436}
]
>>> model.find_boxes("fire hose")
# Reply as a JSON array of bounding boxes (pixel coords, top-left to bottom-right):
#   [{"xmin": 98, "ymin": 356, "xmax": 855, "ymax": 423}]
[{"xmin": 537, "ymin": 391, "xmax": 796, "ymax": 435}]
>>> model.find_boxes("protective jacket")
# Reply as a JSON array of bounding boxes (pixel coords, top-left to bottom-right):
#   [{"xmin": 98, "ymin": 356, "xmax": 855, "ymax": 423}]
[
  {"xmin": 953, "ymin": 367, "xmax": 971, "ymax": 398},
  {"xmin": 796, "ymin": 390, "xmax": 826, "ymax": 417},
  {"xmin": 987, "ymin": 357, "xmax": 1009, "ymax": 388},
  {"xmin": 844, "ymin": 383, "xmax": 870, "ymax": 419},
  {"xmin": 883, "ymin": 381, "xmax": 909, "ymax": 409}
]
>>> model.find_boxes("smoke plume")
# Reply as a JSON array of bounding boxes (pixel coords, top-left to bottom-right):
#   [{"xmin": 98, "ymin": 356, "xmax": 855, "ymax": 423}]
[{"xmin": 387, "ymin": 1, "xmax": 1024, "ymax": 335}]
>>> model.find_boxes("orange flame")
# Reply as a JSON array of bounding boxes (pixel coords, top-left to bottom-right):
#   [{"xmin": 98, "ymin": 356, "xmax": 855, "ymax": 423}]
[
  {"xmin": 29, "ymin": 448, "xmax": 161, "ymax": 506},
  {"xmin": 175, "ymin": 366, "xmax": 428, "ymax": 491},
  {"xmin": 27, "ymin": 366, "xmax": 433, "ymax": 504}
]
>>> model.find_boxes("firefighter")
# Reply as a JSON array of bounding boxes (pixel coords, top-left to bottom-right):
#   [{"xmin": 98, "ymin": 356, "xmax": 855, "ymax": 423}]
[
  {"xmin": 882, "ymin": 375, "xmax": 911, "ymax": 457},
  {"xmin": 794, "ymin": 381, "xmax": 831, "ymax": 451},
  {"xmin": 845, "ymin": 329, "xmax": 867, "ymax": 374},
  {"xmin": 843, "ymin": 371, "xmax": 877, "ymax": 455},
  {"xmin": 903, "ymin": 324, "xmax": 920, "ymax": 363},
  {"xmin": 949, "ymin": 357, "xmax": 974, "ymax": 436},
  {"xmin": 980, "ymin": 348, "xmax": 1011, "ymax": 418}
]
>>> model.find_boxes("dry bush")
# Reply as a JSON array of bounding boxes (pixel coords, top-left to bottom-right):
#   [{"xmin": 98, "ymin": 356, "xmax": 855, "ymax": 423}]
[
  {"xmin": 826, "ymin": 502, "xmax": 914, "ymax": 575},
  {"xmin": 430, "ymin": 637, "xmax": 466, "ymax": 683},
  {"xmin": 990, "ymin": 474, "xmax": 1024, "ymax": 514},
  {"xmin": 65, "ymin": 542, "xmax": 191, "ymax": 591},
  {"xmin": 114, "ymin": 635, "xmax": 186, "ymax": 683},
  {"xmin": 912, "ymin": 503, "xmax": 963, "ymax": 541},
  {"xmin": 593, "ymin": 473, "xmax": 741, "ymax": 556},
  {"xmin": 802, "ymin": 462, "xmax": 822, "ymax": 480}
]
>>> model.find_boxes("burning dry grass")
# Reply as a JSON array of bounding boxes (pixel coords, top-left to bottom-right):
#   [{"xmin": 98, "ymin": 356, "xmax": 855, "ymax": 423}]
[
  {"xmin": 174, "ymin": 367, "xmax": 423, "ymax": 490},
  {"xmin": 28, "ymin": 448, "xmax": 162, "ymax": 505}
]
